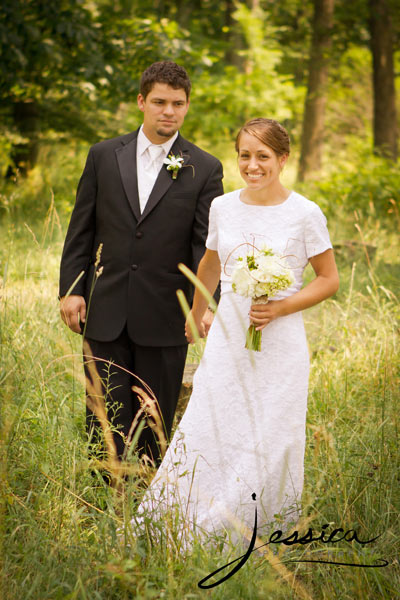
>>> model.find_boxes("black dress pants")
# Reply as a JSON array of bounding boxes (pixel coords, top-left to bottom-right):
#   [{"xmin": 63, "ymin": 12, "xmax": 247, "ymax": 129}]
[{"xmin": 84, "ymin": 326, "xmax": 187, "ymax": 465}]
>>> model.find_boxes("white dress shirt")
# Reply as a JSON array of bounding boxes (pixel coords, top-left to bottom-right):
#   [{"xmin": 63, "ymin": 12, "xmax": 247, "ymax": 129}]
[{"xmin": 136, "ymin": 126, "xmax": 179, "ymax": 213}]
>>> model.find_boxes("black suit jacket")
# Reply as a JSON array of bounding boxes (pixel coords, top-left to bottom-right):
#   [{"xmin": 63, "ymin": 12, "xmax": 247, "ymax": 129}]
[{"xmin": 59, "ymin": 129, "xmax": 224, "ymax": 346}]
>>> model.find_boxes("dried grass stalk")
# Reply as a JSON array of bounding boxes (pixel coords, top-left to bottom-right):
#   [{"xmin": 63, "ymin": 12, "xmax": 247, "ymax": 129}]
[
  {"xmin": 83, "ymin": 339, "xmax": 125, "ymax": 484},
  {"xmin": 128, "ymin": 385, "xmax": 167, "ymax": 462},
  {"xmin": 83, "ymin": 340, "xmax": 167, "ymax": 482}
]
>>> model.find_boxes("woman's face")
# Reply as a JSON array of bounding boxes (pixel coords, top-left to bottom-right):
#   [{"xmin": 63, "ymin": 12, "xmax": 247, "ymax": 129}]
[{"xmin": 237, "ymin": 132, "xmax": 287, "ymax": 191}]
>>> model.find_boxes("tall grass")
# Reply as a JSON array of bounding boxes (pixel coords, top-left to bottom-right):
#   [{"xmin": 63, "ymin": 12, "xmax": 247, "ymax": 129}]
[{"xmin": 0, "ymin": 196, "xmax": 399, "ymax": 599}]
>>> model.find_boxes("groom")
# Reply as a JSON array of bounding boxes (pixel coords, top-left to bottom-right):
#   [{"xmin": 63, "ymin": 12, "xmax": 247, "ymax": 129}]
[{"xmin": 59, "ymin": 61, "xmax": 223, "ymax": 465}]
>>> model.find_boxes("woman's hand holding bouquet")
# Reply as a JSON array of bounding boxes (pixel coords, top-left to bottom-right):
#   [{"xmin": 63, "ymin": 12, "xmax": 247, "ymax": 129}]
[{"xmin": 231, "ymin": 246, "xmax": 294, "ymax": 351}]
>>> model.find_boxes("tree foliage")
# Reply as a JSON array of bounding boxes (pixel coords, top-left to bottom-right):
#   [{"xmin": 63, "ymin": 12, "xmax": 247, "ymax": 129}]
[
  {"xmin": 183, "ymin": 4, "xmax": 304, "ymax": 143},
  {"xmin": 0, "ymin": 0, "xmax": 399, "ymax": 182},
  {"xmin": 0, "ymin": 0, "xmax": 205, "ymax": 173}
]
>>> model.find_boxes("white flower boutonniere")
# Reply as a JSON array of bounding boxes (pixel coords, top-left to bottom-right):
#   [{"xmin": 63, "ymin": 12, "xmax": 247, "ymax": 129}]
[{"xmin": 164, "ymin": 154, "xmax": 184, "ymax": 179}]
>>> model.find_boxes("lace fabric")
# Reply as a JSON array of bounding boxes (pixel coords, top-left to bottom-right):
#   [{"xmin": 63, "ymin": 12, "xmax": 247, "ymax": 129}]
[{"xmin": 134, "ymin": 189, "xmax": 333, "ymax": 539}]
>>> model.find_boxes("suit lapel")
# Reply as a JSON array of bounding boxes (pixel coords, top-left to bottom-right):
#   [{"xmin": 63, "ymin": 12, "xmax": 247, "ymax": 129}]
[
  {"xmin": 115, "ymin": 132, "xmax": 141, "ymax": 221},
  {"xmin": 138, "ymin": 134, "xmax": 190, "ymax": 224}
]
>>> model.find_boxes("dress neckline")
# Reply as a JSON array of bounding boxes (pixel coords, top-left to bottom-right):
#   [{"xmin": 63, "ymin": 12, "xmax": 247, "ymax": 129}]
[{"xmin": 237, "ymin": 189, "xmax": 294, "ymax": 208}]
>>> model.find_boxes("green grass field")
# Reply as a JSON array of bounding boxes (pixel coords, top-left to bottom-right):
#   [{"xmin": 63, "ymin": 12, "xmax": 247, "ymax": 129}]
[{"xmin": 1, "ymin": 185, "xmax": 399, "ymax": 599}]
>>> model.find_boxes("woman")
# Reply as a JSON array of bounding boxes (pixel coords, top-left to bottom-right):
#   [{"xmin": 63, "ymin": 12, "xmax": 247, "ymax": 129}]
[{"xmin": 135, "ymin": 118, "xmax": 339, "ymax": 541}]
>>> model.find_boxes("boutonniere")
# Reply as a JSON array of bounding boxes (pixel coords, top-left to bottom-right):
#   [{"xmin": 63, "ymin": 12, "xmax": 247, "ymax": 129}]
[{"xmin": 163, "ymin": 154, "xmax": 185, "ymax": 179}]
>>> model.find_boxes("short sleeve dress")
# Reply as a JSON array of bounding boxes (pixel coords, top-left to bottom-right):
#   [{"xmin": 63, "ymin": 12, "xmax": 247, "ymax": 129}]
[{"xmin": 135, "ymin": 189, "xmax": 333, "ymax": 539}]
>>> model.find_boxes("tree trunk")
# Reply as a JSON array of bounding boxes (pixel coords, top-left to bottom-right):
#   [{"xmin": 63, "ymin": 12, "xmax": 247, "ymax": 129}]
[
  {"xmin": 174, "ymin": 0, "xmax": 193, "ymax": 29},
  {"xmin": 298, "ymin": 0, "xmax": 334, "ymax": 182},
  {"xmin": 8, "ymin": 100, "xmax": 40, "ymax": 177},
  {"xmin": 224, "ymin": 0, "xmax": 245, "ymax": 67},
  {"xmin": 369, "ymin": 0, "xmax": 398, "ymax": 160}
]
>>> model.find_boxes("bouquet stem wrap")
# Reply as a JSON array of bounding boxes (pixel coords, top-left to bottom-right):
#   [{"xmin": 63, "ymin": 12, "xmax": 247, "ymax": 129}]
[{"xmin": 245, "ymin": 295, "xmax": 268, "ymax": 351}]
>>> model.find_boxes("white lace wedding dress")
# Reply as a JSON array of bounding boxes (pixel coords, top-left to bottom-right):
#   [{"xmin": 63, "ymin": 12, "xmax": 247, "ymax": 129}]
[{"xmin": 134, "ymin": 189, "xmax": 332, "ymax": 541}]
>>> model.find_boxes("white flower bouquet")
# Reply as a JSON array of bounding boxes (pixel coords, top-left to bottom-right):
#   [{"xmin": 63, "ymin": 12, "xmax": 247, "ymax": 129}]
[{"xmin": 231, "ymin": 246, "xmax": 294, "ymax": 351}]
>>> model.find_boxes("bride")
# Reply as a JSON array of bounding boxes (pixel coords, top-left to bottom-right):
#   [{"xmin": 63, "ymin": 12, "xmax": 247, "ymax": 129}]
[{"xmin": 132, "ymin": 118, "xmax": 339, "ymax": 542}]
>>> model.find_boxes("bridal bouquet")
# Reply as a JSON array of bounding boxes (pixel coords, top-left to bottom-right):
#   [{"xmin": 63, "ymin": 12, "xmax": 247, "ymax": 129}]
[{"xmin": 231, "ymin": 247, "xmax": 294, "ymax": 351}]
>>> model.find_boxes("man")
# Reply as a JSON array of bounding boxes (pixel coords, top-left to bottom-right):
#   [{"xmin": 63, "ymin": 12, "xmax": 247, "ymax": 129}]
[{"xmin": 59, "ymin": 61, "xmax": 223, "ymax": 465}]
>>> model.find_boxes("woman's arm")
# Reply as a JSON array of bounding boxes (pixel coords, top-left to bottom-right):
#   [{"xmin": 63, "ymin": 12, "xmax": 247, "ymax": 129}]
[
  {"xmin": 185, "ymin": 249, "xmax": 221, "ymax": 343},
  {"xmin": 249, "ymin": 248, "xmax": 339, "ymax": 331}
]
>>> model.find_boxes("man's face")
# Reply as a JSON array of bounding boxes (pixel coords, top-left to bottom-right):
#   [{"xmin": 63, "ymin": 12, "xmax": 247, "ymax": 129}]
[{"xmin": 137, "ymin": 83, "xmax": 189, "ymax": 144}]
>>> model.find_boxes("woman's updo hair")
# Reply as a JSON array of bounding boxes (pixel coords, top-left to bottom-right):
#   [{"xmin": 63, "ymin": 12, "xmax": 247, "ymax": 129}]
[{"xmin": 235, "ymin": 118, "xmax": 290, "ymax": 157}]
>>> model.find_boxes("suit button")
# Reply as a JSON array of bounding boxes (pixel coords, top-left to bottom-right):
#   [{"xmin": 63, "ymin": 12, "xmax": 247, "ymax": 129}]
[
  {"xmin": 136, "ymin": 231, "xmax": 143, "ymax": 239},
  {"xmin": 131, "ymin": 264, "xmax": 138, "ymax": 270}
]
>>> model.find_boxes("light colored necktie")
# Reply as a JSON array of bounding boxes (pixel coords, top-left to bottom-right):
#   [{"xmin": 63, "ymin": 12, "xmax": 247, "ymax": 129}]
[{"xmin": 146, "ymin": 144, "xmax": 164, "ymax": 175}]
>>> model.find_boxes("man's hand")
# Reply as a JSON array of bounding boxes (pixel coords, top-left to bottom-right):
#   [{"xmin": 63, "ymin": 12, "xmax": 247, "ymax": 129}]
[
  {"xmin": 60, "ymin": 295, "xmax": 86, "ymax": 334},
  {"xmin": 185, "ymin": 310, "xmax": 206, "ymax": 344}
]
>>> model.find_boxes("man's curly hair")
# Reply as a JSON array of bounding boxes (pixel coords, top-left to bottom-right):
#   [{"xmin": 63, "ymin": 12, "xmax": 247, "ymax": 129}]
[{"xmin": 140, "ymin": 61, "xmax": 191, "ymax": 99}]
